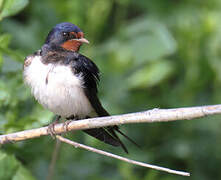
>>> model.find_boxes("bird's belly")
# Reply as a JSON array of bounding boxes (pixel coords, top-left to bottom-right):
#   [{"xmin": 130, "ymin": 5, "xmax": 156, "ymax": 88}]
[{"xmin": 23, "ymin": 56, "xmax": 94, "ymax": 118}]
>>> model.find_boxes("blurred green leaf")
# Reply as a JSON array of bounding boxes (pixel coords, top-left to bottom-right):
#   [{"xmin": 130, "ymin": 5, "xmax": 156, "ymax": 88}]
[
  {"xmin": 0, "ymin": 0, "xmax": 28, "ymax": 20},
  {"xmin": 0, "ymin": 34, "xmax": 11, "ymax": 68},
  {"xmin": 0, "ymin": 33, "xmax": 23, "ymax": 62},
  {"xmin": 12, "ymin": 166, "xmax": 36, "ymax": 180},
  {"xmin": 99, "ymin": 17, "xmax": 177, "ymax": 69},
  {"xmin": 0, "ymin": 151, "xmax": 35, "ymax": 180},
  {"xmin": 124, "ymin": 18, "xmax": 177, "ymax": 62},
  {"xmin": 0, "ymin": 151, "xmax": 19, "ymax": 180},
  {"xmin": 0, "ymin": 80, "xmax": 10, "ymax": 106},
  {"xmin": 0, "ymin": 34, "xmax": 11, "ymax": 48},
  {"xmin": 2, "ymin": 56, "xmax": 22, "ymax": 73},
  {"xmin": 0, "ymin": 53, "xmax": 2, "ymax": 68},
  {"xmin": 127, "ymin": 59, "xmax": 174, "ymax": 89}
]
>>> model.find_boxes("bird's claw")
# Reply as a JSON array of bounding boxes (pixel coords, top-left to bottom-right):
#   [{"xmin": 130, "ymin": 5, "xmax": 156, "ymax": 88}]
[
  {"xmin": 47, "ymin": 122, "xmax": 57, "ymax": 138},
  {"xmin": 63, "ymin": 120, "xmax": 72, "ymax": 132},
  {"xmin": 47, "ymin": 115, "xmax": 61, "ymax": 138}
]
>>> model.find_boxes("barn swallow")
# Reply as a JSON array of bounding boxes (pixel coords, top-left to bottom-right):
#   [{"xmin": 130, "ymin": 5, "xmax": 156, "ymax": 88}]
[{"xmin": 23, "ymin": 22, "xmax": 137, "ymax": 153}]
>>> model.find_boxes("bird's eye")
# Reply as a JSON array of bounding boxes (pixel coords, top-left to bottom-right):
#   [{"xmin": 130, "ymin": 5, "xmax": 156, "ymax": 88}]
[{"xmin": 63, "ymin": 32, "xmax": 68, "ymax": 37}]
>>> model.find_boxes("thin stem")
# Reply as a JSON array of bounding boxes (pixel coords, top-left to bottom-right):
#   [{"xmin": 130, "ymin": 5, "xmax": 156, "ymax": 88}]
[
  {"xmin": 46, "ymin": 139, "xmax": 62, "ymax": 180},
  {"xmin": 56, "ymin": 135, "xmax": 190, "ymax": 177},
  {"xmin": 46, "ymin": 116, "xmax": 63, "ymax": 180}
]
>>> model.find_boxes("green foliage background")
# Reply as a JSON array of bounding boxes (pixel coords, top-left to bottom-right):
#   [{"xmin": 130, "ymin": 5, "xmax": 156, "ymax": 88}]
[{"xmin": 1, "ymin": 0, "xmax": 221, "ymax": 179}]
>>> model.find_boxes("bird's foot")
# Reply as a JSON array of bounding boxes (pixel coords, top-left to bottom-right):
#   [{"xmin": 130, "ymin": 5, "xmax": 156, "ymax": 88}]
[
  {"xmin": 64, "ymin": 115, "xmax": 79, "ymax": 132},
  {"xmin": 63, "ymin": 120, "xmax": 72, "ymax": 132},
  {"xmin": 47, "ymin": 115, "xmax": 61, "ymax": 138}
]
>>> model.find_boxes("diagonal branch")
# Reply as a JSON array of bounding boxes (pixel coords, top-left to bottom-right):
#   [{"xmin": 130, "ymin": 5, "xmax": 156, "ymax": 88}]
[
  {"xmin": 0, "ymin": 104, "xmax": 220, "ymax": 144},
  {"xmin": 56, "ymin": 135, "xmax": 190, "ymax": 176},
  {"xmin": 1, "ymin": 104, "xmax": 220, "ymax": 177}
]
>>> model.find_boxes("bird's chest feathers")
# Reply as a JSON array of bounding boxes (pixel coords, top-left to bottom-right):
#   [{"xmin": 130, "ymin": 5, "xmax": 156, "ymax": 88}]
[{"xmin": 24, "ymin": 56, "xmax": 93, "ymax": 117}]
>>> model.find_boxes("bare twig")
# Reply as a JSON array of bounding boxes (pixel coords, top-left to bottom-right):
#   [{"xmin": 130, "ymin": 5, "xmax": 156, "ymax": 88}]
[
  {"xmin": 46, "ymin": 118, "xmax": 65, "ymax": 180},
  {"xmin": 0, "ymin": 104, "xmax": 220, "ymax": 144},
  {"xmin": 46, "ymin": 139, "xmax": 62, "ymax": 180},
  {"xmin": 56, "ymin": 135, "xmax": 190, "ymax": 176}
]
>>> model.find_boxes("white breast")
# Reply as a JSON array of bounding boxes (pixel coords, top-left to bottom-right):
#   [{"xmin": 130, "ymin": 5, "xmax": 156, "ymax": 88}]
[{"xmin": 23, "ymin": 55, "xmax": 95, "ymax": 118}]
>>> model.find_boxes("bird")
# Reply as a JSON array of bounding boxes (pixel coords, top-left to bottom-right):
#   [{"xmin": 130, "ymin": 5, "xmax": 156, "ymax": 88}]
[{"xmin": 23, "ymin": 22, "xmax": 138, "ymax": 153}]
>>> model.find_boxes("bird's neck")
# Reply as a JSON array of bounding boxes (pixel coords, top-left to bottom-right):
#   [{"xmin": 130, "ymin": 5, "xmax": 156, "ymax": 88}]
[{"xmin": 40, "ymin": 44, "xmax": 79, "ymax": 65}]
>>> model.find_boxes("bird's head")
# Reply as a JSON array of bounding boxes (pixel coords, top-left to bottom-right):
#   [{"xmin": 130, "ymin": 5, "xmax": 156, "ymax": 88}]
[{"xmin": 45, "ymin": 22, "xmax": 89, "ymax": 52}]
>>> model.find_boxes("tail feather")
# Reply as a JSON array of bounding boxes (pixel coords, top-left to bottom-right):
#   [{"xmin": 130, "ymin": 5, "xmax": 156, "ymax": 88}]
[
  {"xmin": 83, "ymin": 127, "xmax": 129, "ymax": 153},
  {"xmin": 83, "ymin": 126, "xmax": 139, "ymax": 153},
  {"xmin": 107, "ymin": 128, "xmax": 129, "ymax": 153},
  {"xmin": 113, "ymin": 126, "xmax": 141, "ymax": 148},
  {"xmin": 83, "ymin": 128, "xmax": 121, "ymax": 147}
]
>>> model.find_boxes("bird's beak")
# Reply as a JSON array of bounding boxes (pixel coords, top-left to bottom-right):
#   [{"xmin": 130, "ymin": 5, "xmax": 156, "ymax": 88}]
[{"xmin": 77, "ymin": 38, "xmax": 90, "ymax": 44}]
